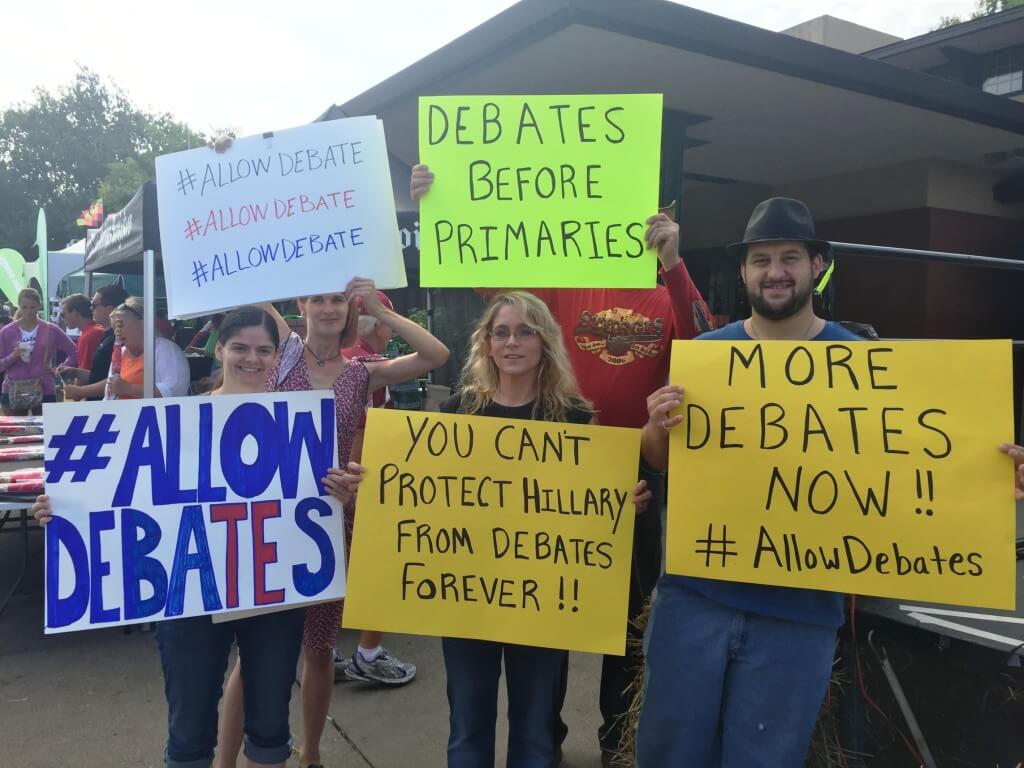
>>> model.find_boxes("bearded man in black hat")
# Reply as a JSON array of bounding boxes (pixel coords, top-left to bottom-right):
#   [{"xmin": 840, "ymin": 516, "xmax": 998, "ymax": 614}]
[{"xmin": 633, "ymin": 198, "xmax": 861, "ymax": 767}]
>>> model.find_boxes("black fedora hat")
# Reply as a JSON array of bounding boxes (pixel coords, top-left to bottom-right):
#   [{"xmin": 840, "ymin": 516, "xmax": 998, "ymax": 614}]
[{"xmin": 726, "ymin": 197, "xmax": 831, "ymax": 259}]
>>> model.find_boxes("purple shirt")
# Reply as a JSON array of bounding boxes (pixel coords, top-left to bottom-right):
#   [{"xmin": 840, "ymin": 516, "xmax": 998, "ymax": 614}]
[{"xmin": 0, "ymin": 321, "xmax": 77, "ymax": 395}]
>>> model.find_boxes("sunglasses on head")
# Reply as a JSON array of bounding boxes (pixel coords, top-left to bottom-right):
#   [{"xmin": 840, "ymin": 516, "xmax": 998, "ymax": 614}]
[{"xmin": 116, "ymin": 303, "xmax": 142, "ymax": 319}]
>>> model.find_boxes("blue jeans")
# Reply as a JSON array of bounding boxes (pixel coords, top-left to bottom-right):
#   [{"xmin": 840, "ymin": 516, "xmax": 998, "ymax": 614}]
[
  {"xmin": 155, "ymin": 609, "xmax": 304, "ymax": 768},
  {"xmin": 443, "ymin": 637, "xmax": 565, "ymax": 768},
  {"xmin": 636, "ymin": 578, "xmax": 837, "ymax": 768}
]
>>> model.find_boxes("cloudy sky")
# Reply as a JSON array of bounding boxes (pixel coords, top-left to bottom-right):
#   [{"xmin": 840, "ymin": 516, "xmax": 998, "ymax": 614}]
[{"xmin": 3, "ymin": 1, "xmax": 978, "ymax": 136}]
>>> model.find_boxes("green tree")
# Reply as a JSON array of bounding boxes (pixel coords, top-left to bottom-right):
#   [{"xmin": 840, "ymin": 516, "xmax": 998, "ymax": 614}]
[
  {"xmin": 0, "ymin": 67, "xmax": 202, "ymax": 251},
  {"xmin": 937, "ymin": 0, "xmax": 1024, "ymax": 29},
  {"xmin": 98, "ymin": 158, "xmax": 150, "ymax": 212}
]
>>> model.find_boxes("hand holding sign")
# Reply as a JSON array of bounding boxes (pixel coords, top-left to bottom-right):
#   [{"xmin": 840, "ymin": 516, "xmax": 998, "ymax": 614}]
[
  {"xmin": 632, "ymin": 479, "xmax": 653, "ymax": 513},
  {"xmin": 648, "ymin": 385, "xmax": 686, "ymax": 431},
  {"xmin": 322, "ymin": 462, "xmax": 365, "ymax": 505},
  {"xmin": 644, "ymin": 213, "xmax": 681, "ymax": 271},
  {"xmin": 208, "ymin": 136, "xmax": 234, "ymax": 154},
  {"xmin": 410, "ymin": 163, "xmax": 434, "ymax": 202},
  {"xmin": 345, "ymin": 277, "xmax": 385, "ymax": 317},
  {"xmin": 32, "ymin": 494, "xmax": 52, "ymax": 525},
  {"xmin": 1001, "ymin": 442, "xmax": 1024, "ymax": 500}
]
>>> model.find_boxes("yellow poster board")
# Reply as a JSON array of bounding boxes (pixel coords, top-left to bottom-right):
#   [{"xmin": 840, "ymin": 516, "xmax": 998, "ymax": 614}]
[
  {"xmin": 344, "ymin": 409, "xmax": 640, "ymax": 654},
  {"xmin": 666, "ymin": 339, "xmax": 1016, "ymax": 609},
  {"xmin": 417, "ymin": 94, "xmax": 663, "ymax": 288}
]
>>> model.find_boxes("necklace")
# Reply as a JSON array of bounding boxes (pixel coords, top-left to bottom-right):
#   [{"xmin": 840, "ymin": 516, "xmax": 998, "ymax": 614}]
[
  {"xmin": 748, "ymin": 315, "xmax": 818, "ymax": 341},
  {"xmin": 303, "ymin": 341, "xmax": 341, "ymax": 367}
]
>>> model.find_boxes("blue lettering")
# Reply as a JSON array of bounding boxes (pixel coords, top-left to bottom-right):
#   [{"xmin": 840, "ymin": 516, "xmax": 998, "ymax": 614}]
[
  {"xmin": 45, "ymin": 516, "xmax": 89, "ymax": 629},
  {"xmin": 351, "ymin": 227, "xmax": 364, "ymax": 247},
  {"xmin": 198, "ymin": 402, "xmax": 227, "ymax": 502},
  {"xmin": 165, "ymin": 505, "xmax": 222, "ymax": 617},
  {"xmin": 292, "ymin": 497, "xmax": 336, "ymax": 596},
  {"xmin": 162, "ymin": 405, "xmax": 198, "ymax": 504},
  {"xmin": 283, "ymin": 238, "xmax": 298, "ymax": 263},
  {"xmin": 89, "ymin": 510, "xmax": 119, "ymax": 623},
  {"xmin": 253, "ymin": 155, "xmax": 272, "ymax": 176},
  {"xmin": 277, "ymin": 399, "xmax": 335, "ymax": 498},
  {"xmin": 220, "ymin": 403, "xmax": 279, "ymax": 497},
  {"xmin": 121, "ymin": 508, "xmax": 167, "ymax": 620},
  {"xmin": 112, "ymin": 406, "xmax": 168, "ymax": 507},
  {"xmin": 259, "ymin": 242, "xmax": 278, "ymax": 263},
  {"xmin": 211, "ymin": 253, "xmax": 226, "ymax": 281}
]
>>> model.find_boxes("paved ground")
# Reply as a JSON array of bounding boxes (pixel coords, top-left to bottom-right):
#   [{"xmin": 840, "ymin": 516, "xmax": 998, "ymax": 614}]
[{"xmin": 0, "ymin": 524, "xmax": 609, "ymax": 768}]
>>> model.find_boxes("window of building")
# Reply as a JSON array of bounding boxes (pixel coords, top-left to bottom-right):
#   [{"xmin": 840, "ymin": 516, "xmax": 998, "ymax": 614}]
[{"xmin": 983, "ymin": 46, "xmax": 1024, "ymax": 96}]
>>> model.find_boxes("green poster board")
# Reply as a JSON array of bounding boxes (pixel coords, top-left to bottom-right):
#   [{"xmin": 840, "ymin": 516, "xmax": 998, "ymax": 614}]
[
  {"xmin": 0, "ymin": 249, "xmax": 26, "ymax": 304},
  {"xmin": 418, "ymin": 94, "xmax": 663, "ymax": 288},
  {"xmin": 36, "ymin": 209, "xmax": 48, "ymax": 317}
]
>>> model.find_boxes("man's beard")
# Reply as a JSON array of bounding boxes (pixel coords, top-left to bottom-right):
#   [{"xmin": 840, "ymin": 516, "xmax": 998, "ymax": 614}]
[{"xmin": 747, "ymin": 280, "xmax": 813, "ymax": 321}]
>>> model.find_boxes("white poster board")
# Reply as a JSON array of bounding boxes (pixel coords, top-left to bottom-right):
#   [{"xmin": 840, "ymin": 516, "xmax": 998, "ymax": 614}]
[
  {"xmin": 42, "ymin": 392, "xmax": 345, "ymax": 633},
  {"xmin": 156, "ymin": 118, "xmax": 407, "ymax": 319}
]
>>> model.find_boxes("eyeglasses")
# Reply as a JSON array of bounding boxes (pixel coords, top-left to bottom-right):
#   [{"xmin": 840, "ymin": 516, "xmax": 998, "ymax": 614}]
[{"xmin": 488, "ymin": 327, "xmax": 539, "ymax": 342}]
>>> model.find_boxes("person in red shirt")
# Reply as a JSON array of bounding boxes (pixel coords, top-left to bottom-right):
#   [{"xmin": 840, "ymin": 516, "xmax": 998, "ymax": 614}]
[
  {"xmin": 412, "ymin": 164, "xmax": 713, "ymax": 764},
  {"xmin": 342, "ymin": 291, "xmax": 398, "ymax": 426},
  {"xmin": 59, "ymin": 293, "xmax": 106, "ymax": 374},
  {"xmin": 155, "ymin": 309, "xmax": 175, "ymax": 340}
]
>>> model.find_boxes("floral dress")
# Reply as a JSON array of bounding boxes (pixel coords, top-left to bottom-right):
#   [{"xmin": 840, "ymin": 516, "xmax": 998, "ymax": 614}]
[{"xmin": 271, "ymin": 333, "xmax": 370, "ymax": 654}]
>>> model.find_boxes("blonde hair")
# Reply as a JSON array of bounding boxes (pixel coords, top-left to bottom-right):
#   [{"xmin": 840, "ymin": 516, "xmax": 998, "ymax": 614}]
[
  {"xmin": 459, "ymin": 292, "xmax": 591, "ymax": 422},
  {"xmin": 17, "ymin": 287, "xmax": 41, "ymax": 306},
  {"xmin": 110, "ymin": 295, "xmax": 144, "ymax": 321}
]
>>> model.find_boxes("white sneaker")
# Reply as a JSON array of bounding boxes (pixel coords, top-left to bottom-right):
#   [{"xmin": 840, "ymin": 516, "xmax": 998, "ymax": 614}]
[{"xmin": 346, "ymin": 648, "xmax": 417, "ymax": 685}]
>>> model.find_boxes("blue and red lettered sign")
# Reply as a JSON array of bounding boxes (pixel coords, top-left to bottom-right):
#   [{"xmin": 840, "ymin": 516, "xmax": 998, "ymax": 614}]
[{"xmin": 42, "ymin": 392, "xmax": 345, "ymax": 633}]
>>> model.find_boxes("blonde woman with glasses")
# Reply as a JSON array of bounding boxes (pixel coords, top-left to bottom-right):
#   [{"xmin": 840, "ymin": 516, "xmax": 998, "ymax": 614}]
[{"xmin": 437, "ymin": 291, "xmax": 651, "ymax": 768}]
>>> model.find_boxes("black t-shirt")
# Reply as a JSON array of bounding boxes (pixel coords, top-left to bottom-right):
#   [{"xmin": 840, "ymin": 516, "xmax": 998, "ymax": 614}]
[
  {"xmin": 439, "ymin": 394, "xmax": 591, "ymax": 425},
  {"xmin": 86, "ymin": 329, "xmax": 115, "ymax": 397}
]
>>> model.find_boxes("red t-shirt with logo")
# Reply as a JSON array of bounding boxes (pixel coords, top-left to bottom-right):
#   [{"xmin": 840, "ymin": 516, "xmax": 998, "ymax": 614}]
[
  {"xmin": 75, "ymin": 322, "xmax": 105, "ymax": 371},
  {"xmin": 526, "ymin": 263, "xmax": 712, "ymax": 428}
]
